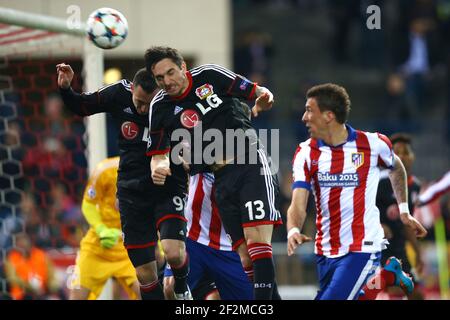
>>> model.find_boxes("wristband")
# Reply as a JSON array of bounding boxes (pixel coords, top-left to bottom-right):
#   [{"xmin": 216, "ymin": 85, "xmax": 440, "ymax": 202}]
[
  {"xmin": 398, "ymin": 202, "xmax": 410, "ymax": 214},
  {"xmin": 287, "ymin": 227, "xmax": 300, "ymax": 239}
]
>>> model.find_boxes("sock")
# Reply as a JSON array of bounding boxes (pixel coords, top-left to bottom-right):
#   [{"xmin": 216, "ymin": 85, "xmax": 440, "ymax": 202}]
[
  {"xmin": 170, "ymin": 254, "xmax": 189, "ymax": 295},
  {"xmin": 248, "ymin": 243, "xmax": 275, "ymax": 300},
  {"xmin": 244, "ymin": 265, "xmax": 254, "ymax": 282},
  {"xmin": 140, "ymin": 279, "xmax": 165, "ymax": 300},
  {"xmin": 271, "ymin": 281, "xmax": 282, "ymax": 300},
  {"xmin": 358, "ymin": 268, "xmax": 395, "ymax": 300}
]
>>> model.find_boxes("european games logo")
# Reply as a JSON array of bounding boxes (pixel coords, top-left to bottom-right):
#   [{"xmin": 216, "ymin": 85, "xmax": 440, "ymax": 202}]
[{"xmin": 317, "ymin": 172, "xmax": 360, "ymax": 187}]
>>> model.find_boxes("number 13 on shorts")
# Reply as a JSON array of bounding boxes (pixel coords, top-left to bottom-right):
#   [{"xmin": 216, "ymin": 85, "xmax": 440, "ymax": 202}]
[{"xmin": 245, "ymin": 200, "xmax": 265, "ymax": 220}]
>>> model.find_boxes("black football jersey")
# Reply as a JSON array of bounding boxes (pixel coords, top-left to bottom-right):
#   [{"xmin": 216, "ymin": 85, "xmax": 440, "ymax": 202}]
[
  {"xmin": 147, "ymin": 64, "xmax": 260, "ymax": 175},
  {"xmin": 376, "ymin": 173, "xmax": 421, "ymax": 252},
  {"xmin": 60, "ymin": 80, "xmax": 187, "ymax": 193}
]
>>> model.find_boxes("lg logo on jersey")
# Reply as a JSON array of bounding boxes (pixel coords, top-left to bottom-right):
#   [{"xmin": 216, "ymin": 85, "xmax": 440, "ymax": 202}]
[
  {"xmin": 180, "ymin": 110, "xmax": 200, "ymax": 129},
  {"xmin": 194, "ymin": 84, "xmax": 223, "ymax": 115},
  {"xmin": 179, "ymin": 93, "xmax": 223, "ymax": 129},
  {"xmin": 121, "ymin": 121, "xmax": 139, "ymax": 140},
  {"xmin": 196, "ymin": 93, "xmax": 223, "ymax": 115}
]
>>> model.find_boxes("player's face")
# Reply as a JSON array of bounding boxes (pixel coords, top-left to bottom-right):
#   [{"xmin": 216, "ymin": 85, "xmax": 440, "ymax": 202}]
[
  {"xmin": 302, "ymin": 98, "xmax": 328, "ymax": 139},
  {"xmin": 132, "ymin": 85, "xmax": 158, "ymax": 115},
  {"xmin": 151, "ymin": 58, "xmax": 188, "ymax": 96},
  {"xmin": 393, "ymin": 142, "xmax": 414, "ymax": 173}
]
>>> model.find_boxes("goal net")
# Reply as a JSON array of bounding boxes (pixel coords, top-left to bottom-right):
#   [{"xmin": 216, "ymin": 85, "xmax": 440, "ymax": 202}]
[{"xmin": 0, "ymin": 8, "xmax": 106, "ymax": 300}]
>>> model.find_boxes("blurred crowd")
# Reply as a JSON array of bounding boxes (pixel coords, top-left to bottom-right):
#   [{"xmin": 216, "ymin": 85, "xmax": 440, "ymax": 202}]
[
  {"xmin": 1, "ymin": 70, "xmax": 88, "ymax": 299},
  {"xmin": 0, "ymin": 0, "xmax": 449, "ymax": 299}
]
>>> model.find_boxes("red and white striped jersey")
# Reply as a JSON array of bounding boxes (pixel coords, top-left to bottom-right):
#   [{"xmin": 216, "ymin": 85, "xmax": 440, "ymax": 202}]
[
  {"xmin": 186, "ymin": 173, "xmax": 233, "ymax": 251},
  {"xmin": 418, "ymin": 170, "xmax": 450, "ymax": 206},
  {"xmin": 292, "ymin": 125, "xmax": 392, "ymax": 257}
]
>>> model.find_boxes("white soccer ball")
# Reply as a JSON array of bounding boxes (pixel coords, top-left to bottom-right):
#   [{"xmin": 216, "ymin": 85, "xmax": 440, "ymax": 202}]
[{"xmin": 86, "ymin": 7, "xmax": 128, "ymax": 49}]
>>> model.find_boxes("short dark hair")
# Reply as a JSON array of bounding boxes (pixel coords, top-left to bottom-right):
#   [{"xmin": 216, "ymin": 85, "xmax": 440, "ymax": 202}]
[
  {"xmin": 132, "ymin": 68, "xmax": 157, "ymax": 93},
  {"xmin": 144, "ymin": 46, "xmax": 184, "ymax": 71},
  {"xmin": 389, "ymin": 133, "xmax": 412, "ymax": 146},
  {"xmin": 306, "ymin": 83, "xmax": 351, "ymax": 124}
]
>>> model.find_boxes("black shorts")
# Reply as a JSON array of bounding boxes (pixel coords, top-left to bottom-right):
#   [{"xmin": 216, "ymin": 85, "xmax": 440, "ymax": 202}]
[
  {"xmin": 117, "ymin": 187, "xmax": 187, "ymax": 249},
  {"xmin": 213, "ymin": 149, "xmax": 283, "ymax": 250}
]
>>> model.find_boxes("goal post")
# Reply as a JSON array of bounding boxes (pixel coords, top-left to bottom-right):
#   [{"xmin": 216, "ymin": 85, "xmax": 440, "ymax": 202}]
[
  {"xmin": 0, "ymin": 7, "xmax": 106, "ymax": 173},
  {"xmin": 0, "ymin": 7, "xmax": 111, "ymax": 299}
]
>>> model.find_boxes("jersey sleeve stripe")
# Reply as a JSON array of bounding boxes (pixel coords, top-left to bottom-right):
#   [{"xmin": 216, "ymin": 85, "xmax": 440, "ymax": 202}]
[
  {"xmin": 121, "ymin": 79, "xmax": 132, "ymax": 92},
  {"xmin": 190, "ymin": 64, "xmax": 236, "ymax": 80},
  {"xmin": 98, "ymin": 80, "xmax": 123, "ymax": 92},
  {"xmin": 190, "ymin": 63, "xmax": 237, "ymax": 78},
  {"xmin": 191, "ymin": 66, "xmax": 235, "ymax": 80},
  {"xmin": 149, "ymin": 91, "xmax": 166, "ymax": 108},
  {"xmin": 377, "ymin": 132, "xmax": 393, "ymax": 149},
  {"xmin": 248, "ymin": 83, "xmax": 257, "ymax": 100},
  {"xmin": 377, "ymin": 155, "xmax": 393, "ymax": 169},
  {"xmin": 146, "ymin": 148, "xmax": 170, "ymax": 157}
]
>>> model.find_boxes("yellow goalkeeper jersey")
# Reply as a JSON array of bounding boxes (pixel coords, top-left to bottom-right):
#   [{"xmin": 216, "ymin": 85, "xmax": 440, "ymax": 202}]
[{"xmin": 80, "ymin": 156, "xmax": 128, "ymax": 261}]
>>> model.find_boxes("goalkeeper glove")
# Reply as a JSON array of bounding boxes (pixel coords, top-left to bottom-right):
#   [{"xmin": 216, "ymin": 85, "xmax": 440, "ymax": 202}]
[{"xmin": 95, "ymin": 224, "xmax": 122, "ymax": 249}]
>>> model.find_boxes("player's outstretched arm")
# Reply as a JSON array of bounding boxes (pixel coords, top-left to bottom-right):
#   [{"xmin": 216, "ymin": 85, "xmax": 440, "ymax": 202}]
[
  {"xmin": 389, "ymin": 155, "xmax": 427, "ymax": 238},
  {"xmin": 56, "ymin": 62, "xmax": 113, "ymax": 116},
  {"xmin": 287, "ymin": 188, "xmax": 313, "ymax": 256}
]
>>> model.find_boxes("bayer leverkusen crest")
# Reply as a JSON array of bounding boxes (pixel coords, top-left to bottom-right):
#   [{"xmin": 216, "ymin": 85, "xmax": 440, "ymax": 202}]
[
  {"xmin": 351, "ymin": 152, "xmax": 364, "ymax": 169},
  {"xmin": 195, "ymin": 84, "xmax": 214, "ymax": 100}
]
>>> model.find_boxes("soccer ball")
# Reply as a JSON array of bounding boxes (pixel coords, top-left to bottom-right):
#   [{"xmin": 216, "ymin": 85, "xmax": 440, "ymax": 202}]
[{"xmin": 86, "ymin": 8, "xmax": 128, "ymax": 49}]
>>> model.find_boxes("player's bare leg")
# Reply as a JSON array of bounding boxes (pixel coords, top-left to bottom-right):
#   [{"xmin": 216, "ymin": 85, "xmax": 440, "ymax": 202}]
[
  {"xmin": 134, "ymin": 260, "xmax": 164, "ymax": 299},
  {"xmin": 235, "ymin": 242, "xmax": 254, "ymax": 280},
  {"xmin": 163, "ymin": 276, "xmax": 176, "ymax": 300},
  {"xmin": 205, "ymin": 290, "xmax": 221, "ymax": 300},
  {"xmin": 161, "ymin": 239, "xmax": 191, "ymax": 299}
]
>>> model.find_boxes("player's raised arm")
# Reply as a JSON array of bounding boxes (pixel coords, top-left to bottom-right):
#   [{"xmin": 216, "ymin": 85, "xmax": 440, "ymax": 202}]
[
  {"xmin": 189, "ymin": 63, "xmax": 275, "ymax": 118},
  {"xmin": 56, "ymin": 63, "xmax": 74, "ymax": 89},
  {"xmin": 56, "ymin": 62, "xmax": 116, "ymax": 116}
]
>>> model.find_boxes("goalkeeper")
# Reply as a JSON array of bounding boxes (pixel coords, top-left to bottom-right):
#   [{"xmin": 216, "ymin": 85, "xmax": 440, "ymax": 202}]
[{"xmin": 69, "ymin": 157, "xmax": 140, "ymax": 300}]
